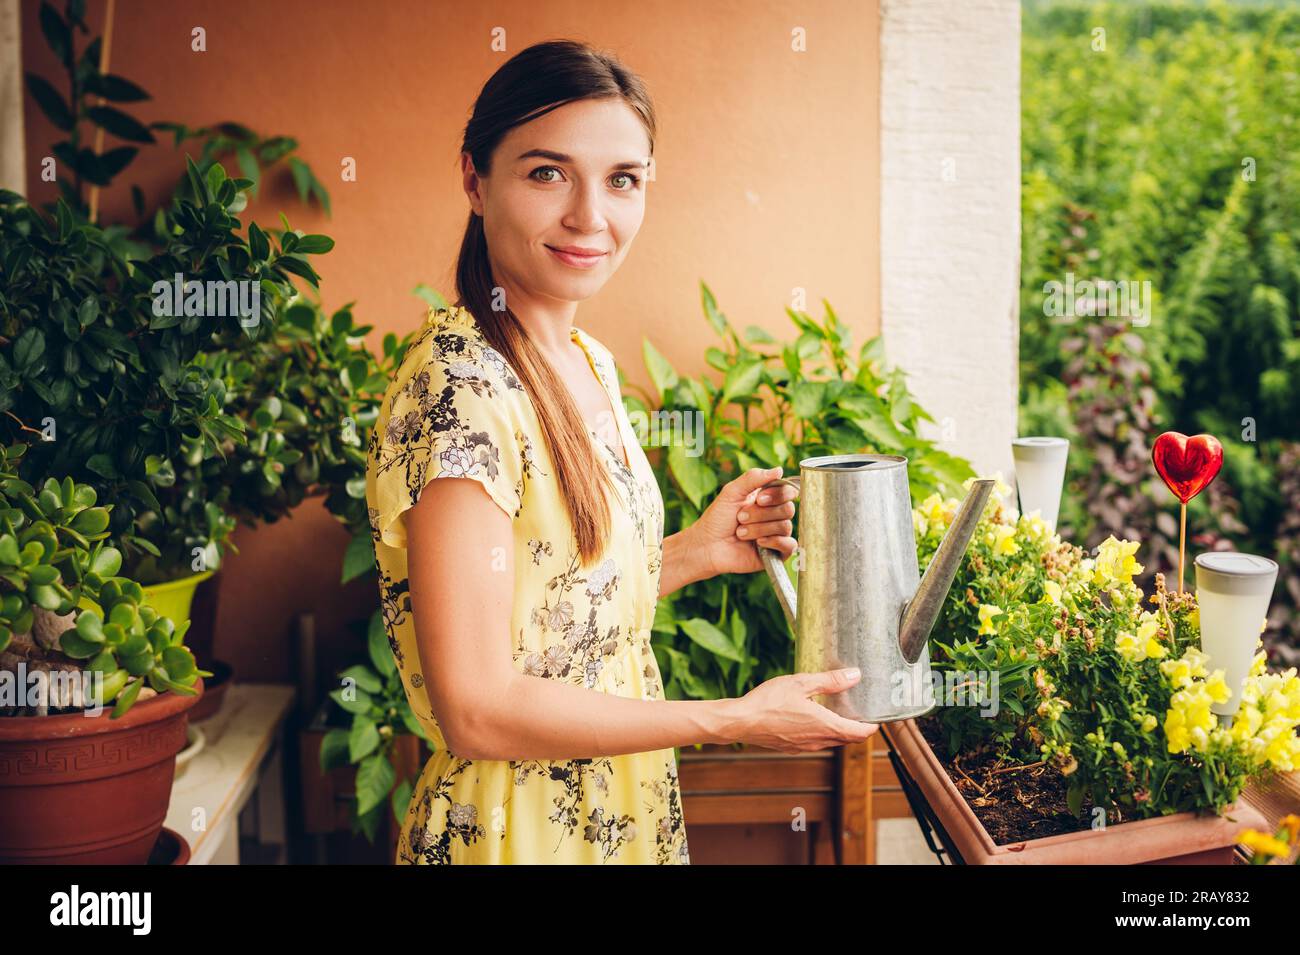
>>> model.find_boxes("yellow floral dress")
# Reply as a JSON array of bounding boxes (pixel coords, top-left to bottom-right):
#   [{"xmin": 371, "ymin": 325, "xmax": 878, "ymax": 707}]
[{"xmin": 365, "ymin": 304, "xmax": 690, "ymax": 865}]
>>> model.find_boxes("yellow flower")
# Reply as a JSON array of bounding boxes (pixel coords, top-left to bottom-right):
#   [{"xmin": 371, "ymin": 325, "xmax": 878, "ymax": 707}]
[
  {"xmin": 1161, "ymin": 647, "xmax": 1211, "ymax": 689},
  {"xmin": 1205, "ymin": 671, "xmax": 1232, "ymax": 706},
  {"xmin": 1029, "ymin": 513, "xmax": 1054, "ymax": 541},
  {"xmin": 1261, "ymin": 731, "xmax": 1300, "ymax": 772},
  {"xmin": 1164, "ymin": 678, "xmax": 1218, "ymax": 755},
  {"xmin": 977, "ymin": 603, "xmax": 1004, "ymax": 636},
  {"xmin": 1115, "ymin": 613, "xmax": 1167, "ymax": 663},
  {"xmin": 1140, "ymin": 713, "xmax": 1158, "ymax": 733},
  {"xmin": 1165, "ymin": 707, "xmax": 1191, "ymax": 754},
  {"xmin": 1042, "ymin": 579, "xmax": 1062, "ymax": 606},
  {"xmin": 1142, "ymin": 634, "xmax": 1167, "ymax": 660},
  {"xmin": 1240, "ymin": 830, "xmax": 1292, "ymax": 858},
  {"xmin": 984, "ymin": 523, "xmax": 1020, "ymax": 557},
  {"xmin": 1037, "ymin": 698, "xmax": 1066, "ymax": 721},
  {"xmin": 914, "ymin": 493, "xmax": 958, "ymax": 536},
  {"xmin": 1161, "ymin": 657, "xmax": 1192, "ymax": 689},
  {"xmin": 1249, "ymin": 649, "xmax": 1268, "ymax": 678},
  {"xmin": 1092, "ymin": 536, "xmax": 1144, "ymax": 589},
  {"xmin": 1230, "ymin": 704, "xmax": 1263, "ymax": 743}
]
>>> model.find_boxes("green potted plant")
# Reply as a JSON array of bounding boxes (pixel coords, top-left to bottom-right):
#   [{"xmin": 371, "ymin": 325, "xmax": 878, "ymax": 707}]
[
  {"xmin": 884, "ymin": 483, "xmax": 1291, "ymax": 863},
  {"xmin": 619, "ymin": 285, "xmax": 973, "ymax": 859},
  {"xmin": 286, "ymin": 291, "xmax": 432, "ymax": 845},
  {"xmin": 0, "ymin": 169, "xmax": 331, "ymax": 640},
  {"xmin": 12, "ymin": 0, "xmax": 336, "ymax": 670},
  {"xmin": 0, "ymin": 442, "xmax": 209, "ymax": 864},
  {"xmin": 194, "ymin": 294, "xmax": 402, "ymax": 571},
  {"xmin": 193, "ymin": 289, "xmax": 420, "ymax": 732},
  {"xmin": 638, "ymin": 285, "xmax": 975, "ymax": 707},
  {"xmin": 317, "ymin": 610, "xmax": 431, "ymax": 845}
]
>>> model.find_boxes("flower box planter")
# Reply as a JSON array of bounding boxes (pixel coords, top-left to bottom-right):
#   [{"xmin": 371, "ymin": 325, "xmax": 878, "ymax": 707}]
[
  {"xmin": 885, "ymin": 717, "xmax": 1268, "ymax": 865},
  {"xmin": 0, "ymin": 677, "xmax": 204, "ymax": 864}
]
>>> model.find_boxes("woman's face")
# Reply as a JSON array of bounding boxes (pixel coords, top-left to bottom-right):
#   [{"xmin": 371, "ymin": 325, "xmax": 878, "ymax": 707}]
[{"xmin": 463, "ymin": 97, "xmax": 651, "ymax": 307}]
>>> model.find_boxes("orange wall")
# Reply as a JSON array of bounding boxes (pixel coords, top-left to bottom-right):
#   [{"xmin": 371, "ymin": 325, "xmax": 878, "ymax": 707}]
[{"xmin": 21, "ymin": 0, "xmax": 880, "ymax": 684}]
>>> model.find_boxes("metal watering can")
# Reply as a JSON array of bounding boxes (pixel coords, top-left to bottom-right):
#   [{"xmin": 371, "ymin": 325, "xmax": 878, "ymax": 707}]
[{"xmin": 759, "ymin": 454, "xmax": 996, "ymax": 723}]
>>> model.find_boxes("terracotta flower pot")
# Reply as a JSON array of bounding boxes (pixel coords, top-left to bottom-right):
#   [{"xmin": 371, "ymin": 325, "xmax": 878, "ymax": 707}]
[
  {"xmin": 0, "ymin": 677, "xmax": 205, "ymax": 864},
  {"xmin": 886, "ymin": 717, "xmax": 1267, "ymax": 864},
  {"xmin": 149, "ymin": 826, "xmax": 191, "ymax": 865}
]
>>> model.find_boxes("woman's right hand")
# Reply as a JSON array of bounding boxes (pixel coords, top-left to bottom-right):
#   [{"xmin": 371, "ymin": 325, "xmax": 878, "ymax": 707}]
[{"xmin": 729, "ymin": 668, "xmax": 879, "ymax": 753}]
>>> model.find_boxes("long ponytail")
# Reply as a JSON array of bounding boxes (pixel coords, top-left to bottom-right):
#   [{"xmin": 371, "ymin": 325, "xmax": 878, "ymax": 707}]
[{"xmin": 452, "ymin": 40, "xmax": 657, "ymax": 567}]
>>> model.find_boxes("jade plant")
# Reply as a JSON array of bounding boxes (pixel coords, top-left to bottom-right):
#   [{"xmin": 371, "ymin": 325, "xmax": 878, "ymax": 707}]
[
  {"xmin": 0, "ymin": 443, "xmax": 206, "ymax": 718},
  {"xmin": 635, "ymin": 283, "xmax": 977, "ymax": 703},
  {"xmin": 915, "ymin": 480, "xmax": 1300, "ymax": 820}
]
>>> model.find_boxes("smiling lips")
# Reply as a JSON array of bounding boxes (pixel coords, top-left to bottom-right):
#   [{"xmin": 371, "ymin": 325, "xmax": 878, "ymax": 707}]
[{"xmin": 546, "ymin": 245, "xmax": 608, "ymax": 269}]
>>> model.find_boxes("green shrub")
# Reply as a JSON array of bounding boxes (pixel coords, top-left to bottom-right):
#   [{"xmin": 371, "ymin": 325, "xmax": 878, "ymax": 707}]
[
  {"xmin": 637, "ymin": 284, "xmax": 976, "ymax": 702},
  {"xmin": 1021, "ymin": 1, "xmax": 1300, "ymax": 657}
]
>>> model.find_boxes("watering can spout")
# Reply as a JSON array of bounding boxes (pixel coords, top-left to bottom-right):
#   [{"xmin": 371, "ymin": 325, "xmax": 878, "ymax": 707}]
[{"xmin": 897, "ymin": 478, "xmax": 997, "ymax": 663}]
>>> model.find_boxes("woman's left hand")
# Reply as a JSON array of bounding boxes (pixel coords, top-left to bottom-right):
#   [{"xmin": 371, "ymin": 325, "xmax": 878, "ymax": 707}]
[{"xmin": 690, "ymin": 466, "xmax": 799, "ymax": 578}]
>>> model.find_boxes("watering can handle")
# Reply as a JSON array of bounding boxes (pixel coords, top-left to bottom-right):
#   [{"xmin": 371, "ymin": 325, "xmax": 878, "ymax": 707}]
[{"xmin": 757, "ymin": 476, "xmax": 800, "ymax": 633}]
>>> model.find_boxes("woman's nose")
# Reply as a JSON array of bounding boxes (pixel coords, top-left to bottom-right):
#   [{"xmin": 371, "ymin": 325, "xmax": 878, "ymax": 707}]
[{"xmin": 563, "ymin": 183, "xmax": 609, "ymax": 233}]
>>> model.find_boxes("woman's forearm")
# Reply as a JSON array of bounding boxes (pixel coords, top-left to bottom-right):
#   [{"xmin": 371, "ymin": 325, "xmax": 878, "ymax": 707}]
[
  {"xmin": 658, "ymin": 528, "xmax": 712, "ymax": 598},
  {"xmin": 456, "ymin": 672, "xmax": 747, "ymax": 761}
]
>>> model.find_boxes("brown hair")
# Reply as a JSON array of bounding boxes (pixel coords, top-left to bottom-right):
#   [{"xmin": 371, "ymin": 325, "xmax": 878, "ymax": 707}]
[{"xmin": 453, "ymin": 40, "xmax": 657, "ymax": 567}]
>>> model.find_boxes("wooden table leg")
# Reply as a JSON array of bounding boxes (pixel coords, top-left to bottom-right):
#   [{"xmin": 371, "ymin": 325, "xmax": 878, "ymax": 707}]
[{"xmin": 837, "ymin": 739, "xmax": 871, "ymax": 864}]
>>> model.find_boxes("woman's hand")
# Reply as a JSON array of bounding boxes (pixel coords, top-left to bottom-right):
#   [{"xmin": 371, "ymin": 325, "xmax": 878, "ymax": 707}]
[
  {"xmin": 727, "ymin": 668, "xmax": 879, "ymax": 753},
  {"xmin": 688, "ymin": 466, "xmax": 798, "ymax": 578}
]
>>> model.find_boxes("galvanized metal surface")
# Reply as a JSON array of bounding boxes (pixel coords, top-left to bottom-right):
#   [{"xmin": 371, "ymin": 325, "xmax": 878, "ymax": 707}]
[{"xmin": 759, "ymin": 454, "xmax": 994, "ymax": 723}]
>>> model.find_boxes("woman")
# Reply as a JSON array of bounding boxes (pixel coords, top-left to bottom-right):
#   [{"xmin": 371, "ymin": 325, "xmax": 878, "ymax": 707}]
[{"xmin": 365, "ymin": 39, "xmax": 877, "ymax": 865}]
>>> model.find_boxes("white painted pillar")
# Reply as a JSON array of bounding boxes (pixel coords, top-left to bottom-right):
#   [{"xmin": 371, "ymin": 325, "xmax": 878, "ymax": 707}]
[
  {"xmin": 0, "ymin": 0, "xmax": 23, "ymax": 197},
  {"xmin": 879, "ymin": 0, "xmax": 1021, "ymax": 482}
]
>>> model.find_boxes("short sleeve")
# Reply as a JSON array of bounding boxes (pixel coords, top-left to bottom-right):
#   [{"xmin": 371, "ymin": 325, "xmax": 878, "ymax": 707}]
[{"xmin": 366, "ymin": 338, "xmax": 527, "ymax": 550}]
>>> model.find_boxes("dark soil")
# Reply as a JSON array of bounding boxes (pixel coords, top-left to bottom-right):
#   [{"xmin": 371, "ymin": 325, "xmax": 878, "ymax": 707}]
[{"xmin": 916, "ymin": 714, "xmax": 1093, "ymax": 845}]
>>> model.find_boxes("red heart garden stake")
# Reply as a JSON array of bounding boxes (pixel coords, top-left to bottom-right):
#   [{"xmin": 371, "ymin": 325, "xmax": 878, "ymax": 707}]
[{"xmin": 1151, "ymin": 432, "xmax": 1223, "ymax": 592}]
